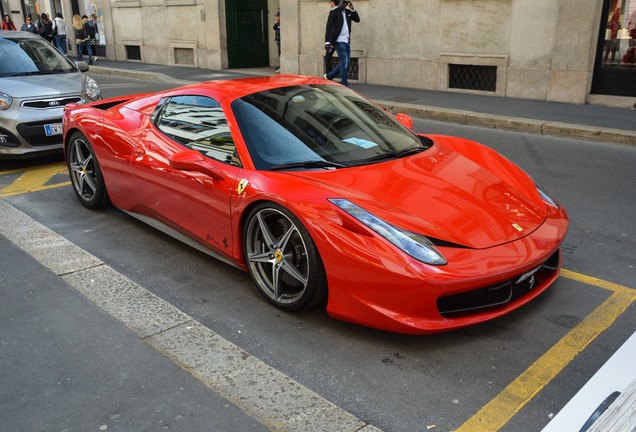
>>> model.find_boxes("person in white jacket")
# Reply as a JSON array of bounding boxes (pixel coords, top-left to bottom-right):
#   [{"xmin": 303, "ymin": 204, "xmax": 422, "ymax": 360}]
[{"xmin": 53, "ymin": 13, "xmax": 68, "ymax": 55}]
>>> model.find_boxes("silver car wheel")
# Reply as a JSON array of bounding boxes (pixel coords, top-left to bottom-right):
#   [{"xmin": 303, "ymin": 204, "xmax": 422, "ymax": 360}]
[
  {"xmin": 245, "ymin": 207, "xmax": 310, "ymax": 307},
  {"xmin": 66, "ymin": 131, "xmax": 110, "ymax": 209},
  {"xmin": 68, "ymin": 136, "xmax": 97, "ymax": 202}
]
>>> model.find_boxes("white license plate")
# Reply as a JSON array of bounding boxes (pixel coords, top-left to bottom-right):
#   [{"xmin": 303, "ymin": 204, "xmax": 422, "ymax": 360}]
[{"xmin": 44, "ymin": 123, "xmax": 63, "ymax": 136}]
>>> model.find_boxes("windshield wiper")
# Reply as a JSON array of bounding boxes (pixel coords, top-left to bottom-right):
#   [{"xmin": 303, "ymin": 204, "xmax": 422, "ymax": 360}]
[
  {"xmin": 359, "ymin": 146, "xmax": 426, "ymax": 165},
  {"xmin": 9, "ymin": 71, "xmax": 41, "ymax": 77},
  {"xmin": 359, "ymin": 152, "xmax": 398, "ymax": 163},
  {"xmin": 269, "ymin": 160, "xmax": 349, "ymax": 171},
  {"xmin": 396, "ymin": 146, "xmax": 426, "ymax": 158},
  {"xmin": 41, "ymin": 69, "xmax": 70, "ymax": 74}
]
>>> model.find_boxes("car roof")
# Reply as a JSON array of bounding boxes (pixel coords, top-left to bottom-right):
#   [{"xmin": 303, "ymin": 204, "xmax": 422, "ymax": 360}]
[
  {"xmin": 176, "ymin": 74, "xmax": 335, "ymax": 101},
  {"xmin": 0, "ymin": 30, "xmax": 42, "ymax": 40}
]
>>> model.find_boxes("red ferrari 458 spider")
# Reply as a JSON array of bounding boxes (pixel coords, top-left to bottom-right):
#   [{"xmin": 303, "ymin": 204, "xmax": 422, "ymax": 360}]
[{"xmin": 62, "ymin": 75, "xmax": 569, "ymax": 334}]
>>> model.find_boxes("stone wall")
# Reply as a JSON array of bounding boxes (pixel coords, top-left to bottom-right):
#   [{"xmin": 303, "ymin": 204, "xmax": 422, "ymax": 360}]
[{"xmin": 97, "ymin": 0, "xmax": 615, "ymax": 104}]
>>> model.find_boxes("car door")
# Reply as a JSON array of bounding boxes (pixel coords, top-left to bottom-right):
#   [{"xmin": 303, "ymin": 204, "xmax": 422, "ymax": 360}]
[{"xmin": 131, "ymin": 94, "xmax": 242, "ymax": 260}]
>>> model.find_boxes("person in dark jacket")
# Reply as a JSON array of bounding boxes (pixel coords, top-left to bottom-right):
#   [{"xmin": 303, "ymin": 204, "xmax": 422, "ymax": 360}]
[
  {"xmin": 82, "ymin": 15, "xmax": 98, "ymax": 61},
  {"xmin": 20, "ymin": 15, "xmax": 38, "ymax": 33},
  {"xmin": 273, "ymin": 9, "xmax": 280, "ymax": 72},
  {"xmin": 323, "ymin": 0, "xmax": 360, "ymax": 87},
  {"xmin": 38, "ymin": 13, "xmax": 55, "ymax": 43},
  {"xmin": 73, "ymin": 14, "xmax": 93, "ymax": 64}
]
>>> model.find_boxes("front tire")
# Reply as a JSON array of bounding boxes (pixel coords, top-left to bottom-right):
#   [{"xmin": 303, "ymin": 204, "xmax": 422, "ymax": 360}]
[
  {"xmin": 67, "ymin": 131, "xmax": 110, "ymax": 209},
  {"xmin": 243, "ymin": 202, "xmax": 327, "ymax": 311}
]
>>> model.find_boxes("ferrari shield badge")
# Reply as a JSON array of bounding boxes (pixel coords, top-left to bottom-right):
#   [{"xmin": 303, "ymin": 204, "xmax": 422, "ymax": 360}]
[
  {"xmin": 237, "ymin": 179, "xmax": 249, "ymax": 195},
  {"xmin": 512, "ymin": 223, "xmax": 524, "ymax": 232}
]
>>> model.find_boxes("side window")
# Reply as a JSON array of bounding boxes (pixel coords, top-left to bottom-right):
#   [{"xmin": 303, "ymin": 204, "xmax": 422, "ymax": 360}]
[{"xmin": 155, "ymin": 95, "xmax": 240, "ymax": 166}]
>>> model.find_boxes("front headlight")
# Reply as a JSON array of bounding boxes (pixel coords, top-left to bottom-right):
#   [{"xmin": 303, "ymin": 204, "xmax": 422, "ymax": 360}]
[
  {"xmin": 535, "ymin": 182, "xmax": 559, "ymax": 209},
  {"xmin": 83, "ymin": 76, "xmax": 101, "ymax": 101},
  {"xmin": 0, "ymin": 91, "xmax": 12, "ymax": 110},
  {"xmin": 329, "ymin": 198, "xmax": 447, "ymax": 265}
]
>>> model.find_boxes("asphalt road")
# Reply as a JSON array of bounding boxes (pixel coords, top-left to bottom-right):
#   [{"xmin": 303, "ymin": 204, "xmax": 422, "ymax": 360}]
[{"xmin": 1, "ymin": 74, "xmax": 634, "ymax": 432}]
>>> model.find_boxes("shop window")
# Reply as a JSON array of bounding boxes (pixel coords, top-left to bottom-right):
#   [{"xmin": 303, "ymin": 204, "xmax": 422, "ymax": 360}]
[
  {"xmin": 592, "ymin": 0, "xmax": 636, "ymax": 96},
  {"xmin": 601, "ymin": 0, "xmax": 636, "ymax": 66}
]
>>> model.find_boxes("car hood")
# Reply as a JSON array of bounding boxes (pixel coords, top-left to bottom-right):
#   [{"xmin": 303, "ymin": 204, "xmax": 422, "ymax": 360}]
[
  {"xmin": 291, "ymin": 138, "xmax": 547, "ymax": 250},
  {"xmin": 0, "ymin": 73, "xmax": 84, "ymax": 98}
]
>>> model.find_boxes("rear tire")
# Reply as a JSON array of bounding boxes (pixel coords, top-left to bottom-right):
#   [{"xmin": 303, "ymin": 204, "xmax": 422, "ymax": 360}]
[{"xmin": 67, "ymin": 131, "xmax": 110, "ymax": 209}]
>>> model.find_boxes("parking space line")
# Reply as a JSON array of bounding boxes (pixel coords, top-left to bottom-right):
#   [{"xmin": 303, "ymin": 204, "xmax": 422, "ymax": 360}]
[
  {"xmin": 456, "ymin": 271, "xmax": 636, "ymax": 432},
  {"xmin": 561, "ymin": 268, "xmax": 636, "ymax": 294},
  {"xmin": 0, "ymin": 163, "xmax": 69, "ymax": 197}
]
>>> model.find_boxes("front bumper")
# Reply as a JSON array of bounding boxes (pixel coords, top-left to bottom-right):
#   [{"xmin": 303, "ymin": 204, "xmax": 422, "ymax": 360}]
[
  {"xmin": 320, "ymin": 206, "xmax": 569, "ymax": 334},
  {"xmin": 0, "ymin": 95, "xmax": 92, "ymax": 159}
]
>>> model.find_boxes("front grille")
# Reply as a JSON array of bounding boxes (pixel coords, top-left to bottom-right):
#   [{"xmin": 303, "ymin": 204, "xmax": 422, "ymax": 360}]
[
  {"xmin": 22, "ymin": 96, "xmax": 83, "ymax": 109},
  {"xmin": 437, "ymin": 250, "xmax": 560, "ymax": 317},
  {"xmin": 16, "ymin": 119, "xmax": 64, "ymax": 146}
]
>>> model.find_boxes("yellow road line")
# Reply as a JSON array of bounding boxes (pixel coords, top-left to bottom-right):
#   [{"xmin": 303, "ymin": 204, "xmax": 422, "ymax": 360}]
[
  {"xmin": 0, "ymin": 163, "xmax": 69, "ymax": 197},
  {"xmin": 456, "ymin": 272, "xmax": 636, "ymax": 432},
  {"xmin": 561, "ymin": 268, "xmax": 635, "ymax": 293}
]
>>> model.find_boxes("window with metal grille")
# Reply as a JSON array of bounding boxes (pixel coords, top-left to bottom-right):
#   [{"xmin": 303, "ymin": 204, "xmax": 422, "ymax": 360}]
[
  {"xmin": 328, "ymin": 57, "xmax": 359, "ymax": 80},
  {"xmin": 125, "ymin": 45, "xmax": 142, "ymax": 61},
  {"xmin": 449, "ymin": 64, "xmax": 497, "ymax": 92}
]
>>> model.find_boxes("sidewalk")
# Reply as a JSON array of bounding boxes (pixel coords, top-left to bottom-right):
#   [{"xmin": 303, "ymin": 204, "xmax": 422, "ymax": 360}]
[
  {"xmin": 89, "ymin": 60, "xmax": 636, "ymax": 146},
  {"xmin": 0, "ymin": 199, "xmax": 381, "ymax": 432},
  {"xmin": 0, "ymin": 237, "xmax": 269, "ymax": 431}
]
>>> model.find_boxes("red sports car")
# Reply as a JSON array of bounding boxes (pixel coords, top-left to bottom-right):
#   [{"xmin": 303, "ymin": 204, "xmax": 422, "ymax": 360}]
[{"xmin": 62, "ymin": 75, "xmax": 569, "ymax": 335}]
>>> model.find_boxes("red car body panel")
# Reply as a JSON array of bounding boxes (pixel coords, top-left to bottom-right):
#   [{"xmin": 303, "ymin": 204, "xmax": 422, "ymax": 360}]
[{"xmin": 62, "ymin": 76, "xmax": 569, "ymax": 334}]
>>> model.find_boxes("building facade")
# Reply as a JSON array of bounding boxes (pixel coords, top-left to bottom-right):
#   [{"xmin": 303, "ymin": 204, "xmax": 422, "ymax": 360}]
[{"xmin": 4, "ymin": 0, "xmax": 635, "ymax": 107}]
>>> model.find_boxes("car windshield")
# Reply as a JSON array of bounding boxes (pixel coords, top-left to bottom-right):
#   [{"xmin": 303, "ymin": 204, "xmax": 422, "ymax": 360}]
[
  {"xmin": 232, "ymin": 84, "xmax": 432, "ymax": 170},
  {"xmin": 0, "ymin": 36, "xmax": 77, "ymax": 77}
]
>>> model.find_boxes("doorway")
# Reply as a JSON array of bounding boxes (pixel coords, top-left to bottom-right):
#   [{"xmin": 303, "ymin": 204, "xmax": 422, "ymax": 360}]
[{"xmin": 225, "ymin": 0, "xmax": 269, "ymax": 68}]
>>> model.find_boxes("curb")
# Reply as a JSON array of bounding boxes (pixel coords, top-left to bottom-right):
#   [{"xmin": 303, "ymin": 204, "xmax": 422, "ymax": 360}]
[
  {"xmin": 377, "ymin": 101, "xmax": 636, "ymax": 147},
  {"xmin": 90, "ymin": 66, "xmax": 636, "ymax": 147},
  {"xmin": 89, "ymin": 65, "xmax": 193, "ymax": 86},
  {"xmin": 0, "ymin": 198, "xmax": 384, "ymax": 432}
]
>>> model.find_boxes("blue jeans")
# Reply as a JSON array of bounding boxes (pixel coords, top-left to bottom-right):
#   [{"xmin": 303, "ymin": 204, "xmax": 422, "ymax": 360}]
[
  {"xmin": 326, "ymin": 41, "xmax": 351, "ymax": 86},
  {"xmin": 77, "ymin": 41, "xmax": 93, "ymax": 63},
  {"xmin": 55, "ymin": 34, "xmax": 67, "ymax": 55}
]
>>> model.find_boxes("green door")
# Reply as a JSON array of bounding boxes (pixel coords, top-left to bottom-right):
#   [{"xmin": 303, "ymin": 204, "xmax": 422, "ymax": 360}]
[{"xmin": 226, "ymin": 0, "xmax": 269, "ymax": 68}]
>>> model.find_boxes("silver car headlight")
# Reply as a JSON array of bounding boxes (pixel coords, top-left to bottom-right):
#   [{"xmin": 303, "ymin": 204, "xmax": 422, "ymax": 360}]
[
  {"xmin": 329, "ymin": 198, "xmax": 447, "ymax": 265},
  {"xmin": 83, "ymin": 76, "xmax": 101, "ymax": 101},
  {"xmin": 0, "ymin": 91, "xmax": 12, "ymax": 110},
  {"xmin": 535, "ymin": 182, "xmax": 559, "ymax": 209}
]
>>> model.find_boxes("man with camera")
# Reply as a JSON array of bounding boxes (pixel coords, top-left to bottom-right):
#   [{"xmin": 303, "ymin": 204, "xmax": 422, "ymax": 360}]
[{"xmin": 324, "ymin": 0, "xmax": 360, "ymax": 87}]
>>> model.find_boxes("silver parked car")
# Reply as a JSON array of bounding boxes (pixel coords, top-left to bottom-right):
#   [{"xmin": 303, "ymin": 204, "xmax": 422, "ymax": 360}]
[{"xmin": 0, "ymin": 30, "xmax": 101, "ymax": 158}]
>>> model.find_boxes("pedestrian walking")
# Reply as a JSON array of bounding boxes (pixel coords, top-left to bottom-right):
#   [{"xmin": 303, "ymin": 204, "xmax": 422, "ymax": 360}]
[
  {"xmin": 273, "ymin": 9, "xmax": 281, "ymax": 72},
  {"xmin": 20, "ymin": 15, "xmax": 38, "ymax": 33},
  {"xmin": 323, "ymin": 0, "xmax": 360, "ymax": 87},
  {"xmin": 38, "ymin": 13, "xmax": 56, "ymax": 43},
  {"xmin": 73, "ymin": 14, "xmax": 94, "ymax": 64},
  {"xmin": 83, "ymin": 14, "xmax": 98, "ymax": 61},
  {"xmin": 2, "ymin": 14, "xmax": 16, "ymax": 30},
  {"xmin": 53, "ymin": 13, "xmax": 68, "ymax": 54}
]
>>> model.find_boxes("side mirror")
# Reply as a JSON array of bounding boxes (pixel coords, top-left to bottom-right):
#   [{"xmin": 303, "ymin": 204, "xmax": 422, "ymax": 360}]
[
  {"xmin": 75, "ymin": 61, "xmax": 90, "ymax": 72},
  {"xmin": 169, "ymin": 150, "xmax": 224, "ymax": 180},
  {"xmin": 396, "ymin": 113, "xmax": 413, "ymax": 130}
]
